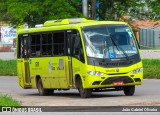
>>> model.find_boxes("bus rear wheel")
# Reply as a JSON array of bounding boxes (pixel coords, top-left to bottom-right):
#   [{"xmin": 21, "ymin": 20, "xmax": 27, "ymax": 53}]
[
  {"xmin": 123, "ymin": 85, "xmax": 135, "ymax": 96},
  {"xmin": 48, "ymin": 89, "xmax": 54, "ymax": 95},
  {"xmin": 77, "ymin": 78, "xmax": 92, "ymax": 98},
  {"xmin": 37, "ymin": 79, "xmax": 48, "ymax": 96}
]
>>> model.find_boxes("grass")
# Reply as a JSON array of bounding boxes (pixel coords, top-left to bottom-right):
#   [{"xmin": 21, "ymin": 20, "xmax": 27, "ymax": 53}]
[
  {"xmin": 142, "ymin": 59, "xmax": 160, "ymax": 79},
  {"xmin": 0, "ymin": 95, "xmax": 21, "ymax": 106},
  {"xmin": 0, "ymin": 59, "xmax": 160, "ymax": 79},
  {"xmin": 0, "ymin": 60, "xmax": 17, "ymax": 76},
  {"xmin": 151, "ymin": 46, "xmax": 160, "ymax": 50}
]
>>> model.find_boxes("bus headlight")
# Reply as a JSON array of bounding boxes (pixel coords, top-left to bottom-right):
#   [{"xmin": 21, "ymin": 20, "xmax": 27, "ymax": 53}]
[
  {"xmin": 87, "ymin": 70, "xmax": 104, "ymax": 76},
  {"xmin": 131, "ymin": 67, "xmax": 143, "ymax": 74}
]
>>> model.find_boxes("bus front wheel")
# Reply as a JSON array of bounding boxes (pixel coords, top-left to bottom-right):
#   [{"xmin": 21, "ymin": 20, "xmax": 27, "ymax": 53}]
[
  {"xmin": 77, "ymin": 78, "xmax": 92, "ymax": 98},
  {"xmin": 123, "ymin": 85, "xmax": 135, "ymax": 96},
  {"xmin": 37, "ymin": 79, "xmax": 48, "ymax": 96}
]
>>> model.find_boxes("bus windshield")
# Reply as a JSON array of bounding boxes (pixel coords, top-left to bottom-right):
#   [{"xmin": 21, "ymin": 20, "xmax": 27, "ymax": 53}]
[{"xmin": 83, "ymin": 25, "xmax": 138, "ymax": 59}]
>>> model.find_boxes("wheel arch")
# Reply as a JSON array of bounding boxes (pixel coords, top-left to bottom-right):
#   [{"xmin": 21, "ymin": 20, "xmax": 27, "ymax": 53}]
[
  {"xmin": 75, "ymin": 74, "xmax": 82, "ymax": 88},
  {"xmin": 35, "ymin": 75, "xmax": 41, "ymax": 88}
]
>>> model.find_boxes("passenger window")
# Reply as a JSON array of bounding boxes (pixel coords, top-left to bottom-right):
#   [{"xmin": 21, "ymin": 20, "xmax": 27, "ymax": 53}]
[
  {"xmin": 18, "ymin": 34, "xmax": 29, "ymax": 58},
  {"xmin": 53, "ymin": 32, "xmax": 65, "ymax": 55},
  {"xmin": 31, "ymin": 34, "xmax": 41, "ymax": 57},
  {"xmin": 18, "ymin": 35, "xmax": 23, "ymax": 58},
  {"xmin": 42, "ymin": 33, "xmax": 52, "ymax": 56}
]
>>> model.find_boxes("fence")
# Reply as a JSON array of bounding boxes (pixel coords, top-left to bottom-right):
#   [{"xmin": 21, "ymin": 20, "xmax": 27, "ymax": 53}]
[{"xmin": 139, "ymin": 27, "xmax": 160, "ymax": 49}]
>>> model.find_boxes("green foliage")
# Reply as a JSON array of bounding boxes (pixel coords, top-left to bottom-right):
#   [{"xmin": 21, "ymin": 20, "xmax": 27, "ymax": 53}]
[
  {"xmin": 95, "ymin": 0, "xmax": 135, "ymax": 20},
  {"xmin": 0, "ymin": 95, "xmax": 21, "ymax": 106},
  {"xmin": 0, "ymin": 0, "xmax": 159, "ymax": 25},
  {"xmin": 0, "ymin": 0, "xmax": 83, "ymax": 26},
  {"xmin": 0, "ymin": 60, "xmax": 17, "ymax": 76},
  {"xmin": 146, "ymin": 0, "xmax": 160, "ymax": 20},
  {"xmin": 142, "ymin": 59, "xmax": 160, "ymax": 79},
  {"xmin": 127, "ymin": 0, "xmax": 160, "ymax": 20},
  {"xmin": 96, "ymin": 0, "xmax": 160, "ymax": 20}
]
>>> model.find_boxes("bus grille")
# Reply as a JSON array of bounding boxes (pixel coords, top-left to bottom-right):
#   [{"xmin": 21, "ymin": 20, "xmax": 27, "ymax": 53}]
[
  {"xmin": 101, "ymin": 76, "xmax": 134, "ymax": 85},
  {"xmin": 103, "ymin": 61, "xmax": 132, "ymax": 67}
]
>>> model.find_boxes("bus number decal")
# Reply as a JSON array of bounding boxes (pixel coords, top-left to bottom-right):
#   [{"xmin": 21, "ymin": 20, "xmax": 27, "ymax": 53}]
[{"xmin": 35, "ymin": 62, "xmax": 39, "ymax": 67}]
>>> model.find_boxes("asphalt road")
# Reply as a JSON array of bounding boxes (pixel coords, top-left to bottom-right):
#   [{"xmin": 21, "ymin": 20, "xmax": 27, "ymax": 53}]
[{"xmin": 0, "ymin": 76, "xmax": 160, "ymax": 106}]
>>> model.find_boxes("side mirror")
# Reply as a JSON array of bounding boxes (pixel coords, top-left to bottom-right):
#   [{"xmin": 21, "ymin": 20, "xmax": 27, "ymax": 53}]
[{"xmin": 135, "ymin": 38, "xmax": 140, "ymax": 49}]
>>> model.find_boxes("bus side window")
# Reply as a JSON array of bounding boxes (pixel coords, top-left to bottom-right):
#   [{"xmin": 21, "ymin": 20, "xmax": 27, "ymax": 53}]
[
  {"xmin": 18, "ymin": 34, "xmax": 30, "ymax": 58},
  {"xmin": 41, "ymin": 33, "xmax": 52, "ymax": 56},
  {"xmin": 72, "ymin": 31, "xmax": 85, "ymax": 63},
  {"xmin": 53, "ymin": 32, "xmax": 65, "ymax": 56},
  {"xmin": 18, "ymin": 35, "xmax": 23, "ymax": 58},
  {"xmin": 31, "ymin": 34, "xmax": 41, "ymax": 57}
]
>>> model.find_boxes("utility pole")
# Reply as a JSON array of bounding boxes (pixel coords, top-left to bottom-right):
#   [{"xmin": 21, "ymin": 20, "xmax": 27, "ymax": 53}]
[
  {"xmin": 82, "ymin": 0, "xmax": 88, "ymax": 17},
  {"xmin": 91, "ymin": 0, "xmax": 96, "ymax": 20}
]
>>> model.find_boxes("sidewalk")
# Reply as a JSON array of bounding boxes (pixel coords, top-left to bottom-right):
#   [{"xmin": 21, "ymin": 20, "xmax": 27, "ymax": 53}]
[
  {"xmin": 140, "ymin": 50, "xmax": 160, "ymax": 59},
  {"xmin": 0, "ymin": 52, "xmax": 16, "ymax": 60}
]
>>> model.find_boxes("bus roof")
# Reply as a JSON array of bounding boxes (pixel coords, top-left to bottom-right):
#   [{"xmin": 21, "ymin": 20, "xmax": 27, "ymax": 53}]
[{"xmin": 18, "ymin": 18, "xmax": 128, "ymax": 34}]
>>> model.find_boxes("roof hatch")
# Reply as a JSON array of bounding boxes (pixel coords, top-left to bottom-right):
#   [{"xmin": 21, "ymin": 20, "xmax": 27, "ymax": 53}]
[{"xmin": 43, "ymin": 18, "xmax": 95, "ymax": 27}]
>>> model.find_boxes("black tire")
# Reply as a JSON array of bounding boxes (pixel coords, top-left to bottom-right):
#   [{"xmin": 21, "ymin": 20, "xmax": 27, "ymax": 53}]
[
  {"xmin": 47, "ymin": 89, "xmax": 54, "ymax": 95},
  {"xmin": 37, "ymin": 79, "xmax": 48, "ymax": 96},
  {"xmin": 77, "ymin": 78, "xmax": 92, "ymax": 98},
  {"xmin": 123, "ymin": 85, "xmax": 135, "ymax": 96}
]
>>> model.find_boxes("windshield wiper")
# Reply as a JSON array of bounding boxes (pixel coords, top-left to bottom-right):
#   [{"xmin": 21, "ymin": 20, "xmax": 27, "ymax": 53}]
[{"xmin": 109, "ymin": 34, "xmax": 130, "ymax": 61}]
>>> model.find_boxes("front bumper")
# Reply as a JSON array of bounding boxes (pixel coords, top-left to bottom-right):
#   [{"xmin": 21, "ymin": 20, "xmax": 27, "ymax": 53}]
[{"xmin": 82, "ymin": 72, "xmax": 143, "ymax": 88}]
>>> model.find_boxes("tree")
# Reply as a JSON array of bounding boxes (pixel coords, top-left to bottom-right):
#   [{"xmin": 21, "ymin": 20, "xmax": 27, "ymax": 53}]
[
  {"xmin": 0, "ymin": 0, "xmax": 159, "ymax": 27},
  {"xmin": 91, "ymin": 0, "xmax": 96, "ymax": 19},
  {"xmin": 127, "ymin": 0, "xmax": 160, "ymax": 20},
  {"xmin": 0, "ymin": 0, "xmax": 83, "ymax": 27},
  {"xmin": 145, "ymin": 0, "xmax": 160, "ymax": 20},
  {"xmin": 97, "ymin": 0, "xmax": 138, "ymax": 20},
  {"xmin": 96, "ymin": 0, "xmax": 160, "ymax": 21}
]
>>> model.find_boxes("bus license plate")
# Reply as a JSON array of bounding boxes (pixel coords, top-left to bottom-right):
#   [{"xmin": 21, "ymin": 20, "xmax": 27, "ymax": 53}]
[{"xmin": 113, "ymin": 81, "xmax": 124, "ymax": 86}]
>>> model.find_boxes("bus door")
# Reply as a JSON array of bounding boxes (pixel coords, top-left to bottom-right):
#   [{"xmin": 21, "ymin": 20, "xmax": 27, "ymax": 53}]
[
  {"xmin": 20, "ymin": 35, "xmax": 31, "ymax": 88},
  {"xmin": 67, "ymin": 30, "xmax": 74, "ymax": 87},
  {"xmin": 67, "ymin": 30, "xmax": 85, "ymax": 87}
]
